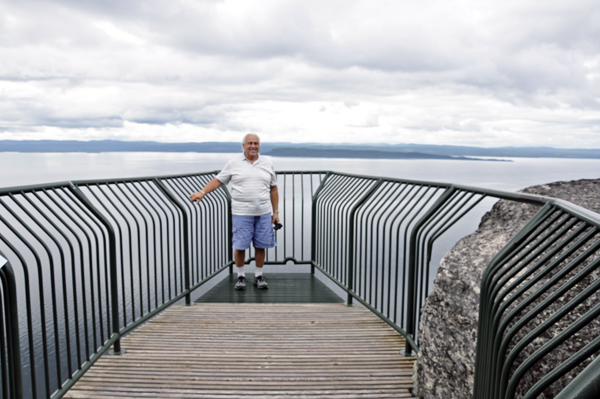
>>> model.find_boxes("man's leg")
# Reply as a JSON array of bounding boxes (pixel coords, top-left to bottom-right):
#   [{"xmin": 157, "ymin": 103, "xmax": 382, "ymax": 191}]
[
  {"xmin": 234, "ymin": 249, "xmax": 246, "ymax": 274},
  {"xmin": 232, "ymin": 215, "xmax": 253, "ymax": 290},
  {"xmin": 233, "ymin": 249, "xmax": 247, "ymax": 290},
  {"xmin": 254, "ymin": 248, "xmax": 265, "ymax": 273},
  {"xmin": 252, "ymin": 213, "xmax": 275, "ymax": 289},
  {"xmin": 253, "ymin": 248, "xmax": 268, "ymax": 288}
]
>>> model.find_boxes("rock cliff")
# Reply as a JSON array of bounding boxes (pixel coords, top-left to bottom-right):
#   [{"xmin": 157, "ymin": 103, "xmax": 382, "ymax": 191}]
[{"xmin": 414, "ymin": 178, "xmax": 600, "ymax": 398}]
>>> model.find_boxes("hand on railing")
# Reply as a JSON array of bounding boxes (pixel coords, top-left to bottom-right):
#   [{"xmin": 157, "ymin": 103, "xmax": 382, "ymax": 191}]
[{"xmin": 191, "ymin": 177, "xmax": 223, "ymax": 203}]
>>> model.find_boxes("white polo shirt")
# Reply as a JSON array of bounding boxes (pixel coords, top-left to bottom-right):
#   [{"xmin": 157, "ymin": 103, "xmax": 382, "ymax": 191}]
[{"xmin": 216, "ymin": 153, "xmax": 277, "ymax": 216}]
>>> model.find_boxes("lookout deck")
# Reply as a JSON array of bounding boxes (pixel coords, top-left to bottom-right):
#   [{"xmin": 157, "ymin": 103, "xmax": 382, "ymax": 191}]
[{"xmin": 64, "ymin": 274, "xmax": 416, "ymax": 398}]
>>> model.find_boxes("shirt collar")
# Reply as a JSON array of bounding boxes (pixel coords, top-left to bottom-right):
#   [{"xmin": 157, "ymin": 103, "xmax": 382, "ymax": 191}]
[{"xmin": 243, "ymin": 153, "xmax": 260, "ymax": 163}]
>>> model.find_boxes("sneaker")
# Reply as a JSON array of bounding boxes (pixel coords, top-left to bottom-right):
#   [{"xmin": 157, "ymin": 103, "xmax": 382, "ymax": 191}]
[
  {"xmin": 234, "ymin": 276, "xmax": 247, "ymax": 290},
  {"xmin": 254, "ymin": 275, "xmax": 268, "ymax": 289}
]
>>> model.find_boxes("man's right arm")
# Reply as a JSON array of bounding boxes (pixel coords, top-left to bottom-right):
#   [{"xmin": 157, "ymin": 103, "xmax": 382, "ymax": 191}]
[{"xmin": 190, "ymin": 178, "xmax": 223, "ymax": 203}]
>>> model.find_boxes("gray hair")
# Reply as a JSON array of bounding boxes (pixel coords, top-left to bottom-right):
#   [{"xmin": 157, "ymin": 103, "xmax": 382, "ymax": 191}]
[{"xmin": 242, "ymin": 133, "xmax": 260, "ymax": 145}]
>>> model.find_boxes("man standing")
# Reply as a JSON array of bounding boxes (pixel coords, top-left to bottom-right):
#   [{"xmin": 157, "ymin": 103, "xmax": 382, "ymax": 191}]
[{"xmin": 190, "ymin": 133, "xmax": 280, "ymax": 290}]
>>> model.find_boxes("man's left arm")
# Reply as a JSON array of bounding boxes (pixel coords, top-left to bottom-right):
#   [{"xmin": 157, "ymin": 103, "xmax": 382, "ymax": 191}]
[{"xmin": 270, "ymin": 185, "xmax": 280, "ymax": 224}]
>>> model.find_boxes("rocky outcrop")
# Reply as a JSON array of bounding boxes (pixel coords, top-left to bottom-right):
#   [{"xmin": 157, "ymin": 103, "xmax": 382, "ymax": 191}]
[{"xmin": 414, "ymin": 178, "xmax": 600, "ymax": 398}]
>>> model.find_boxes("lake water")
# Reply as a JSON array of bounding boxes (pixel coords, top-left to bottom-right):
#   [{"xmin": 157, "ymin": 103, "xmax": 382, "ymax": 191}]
[
  {"xmin": 4, "ymin": 151, "xmax": 598, "ymax": 287},
  {"xmin": 2, "ymin": 152, "xmax": 599, "ymax": 293},
  {"xmin": 1, "ymin": 151, "xmax": 599, "ymax": 191},
  {"xmin": 1, "ymin": 151, "xmax": 599, "ymax": 398}
]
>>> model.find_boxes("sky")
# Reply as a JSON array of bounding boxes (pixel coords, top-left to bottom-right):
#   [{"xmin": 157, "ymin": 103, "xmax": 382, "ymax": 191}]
[{"xmin": 0, "ymin": 0, "xmax": 599, "ymax": 148}]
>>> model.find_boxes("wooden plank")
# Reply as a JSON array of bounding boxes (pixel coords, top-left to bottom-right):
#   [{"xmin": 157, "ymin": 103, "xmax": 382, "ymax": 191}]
[{"xmin": 65, "ymin": 303, "xmax": 416, "ymax": 398}]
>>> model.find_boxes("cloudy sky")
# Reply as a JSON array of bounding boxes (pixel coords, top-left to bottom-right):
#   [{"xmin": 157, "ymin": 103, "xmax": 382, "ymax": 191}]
[{"xmin": 1, "ymin": 0, "xmax": 599, "ymax": 147}]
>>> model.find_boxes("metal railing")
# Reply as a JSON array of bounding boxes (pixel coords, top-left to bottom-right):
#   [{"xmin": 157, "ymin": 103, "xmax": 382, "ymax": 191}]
[
  {"xmin": 0, "ymin": 172, "xmax": 231, "ymax": 399},
  {"xmin": 309, "ymin": 172, "xmax": 549, "ymax": 354},
  {"xmin": 251, "ymin": 171, "xmax": 327, "ymax": 265},
  {"xmin": 473, "ymin": 198, "xmax": 600, "ymax": 399},
  {"xmin": 0, "ymin": 255, "xmax": 22, "ymax": 399},
  {"xmin": 0, "ymin": 170, "xmax": 598, "ymax": 398}
]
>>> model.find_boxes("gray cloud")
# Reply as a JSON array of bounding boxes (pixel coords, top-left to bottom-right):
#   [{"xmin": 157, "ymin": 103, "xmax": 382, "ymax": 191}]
[{"xmin": 0, "ymin": 0, "xmax": 598, "ymax": 147}]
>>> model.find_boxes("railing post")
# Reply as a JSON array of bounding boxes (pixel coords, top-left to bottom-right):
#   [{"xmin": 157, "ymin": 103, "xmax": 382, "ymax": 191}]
[
  {"xmin": 153, "ymin": 178, "xmax": 192, "ymax": 305},
  {"xmin": 347, "ymin": 179, "xmax": 384, "ymax": 306},
  {"xmin": 0, "ymin": 255, "xmax": 23, "ymax": 399},
  {"xmin": 405, "ymin": 186, "xmax": 456, "ymax": 355},
  {"xmin": 68, "ymin": 183, "xmax": 125, "ymax": 354},
  {"xmin": 227, "ymin": 194, "xmax": 233, "ymax": 274},
  {"xmin": 311, "ymin": 172, "xmax": 332, "ymax": 275}
]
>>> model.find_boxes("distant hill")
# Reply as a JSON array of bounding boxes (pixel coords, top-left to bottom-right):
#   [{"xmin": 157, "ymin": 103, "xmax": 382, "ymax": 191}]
[
  {"xmin": 265, "ymin": 147, "xmax": 492, "ymax": 161},
  {"xmin": 1, "ymin": 140, "xmax": 599, "ymax": 159}
]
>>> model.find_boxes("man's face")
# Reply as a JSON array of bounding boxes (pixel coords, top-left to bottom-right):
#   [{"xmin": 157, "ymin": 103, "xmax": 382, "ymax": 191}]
[{"xmin": 243, "ymin": 135, "xmax": 260, "ymax": 159}]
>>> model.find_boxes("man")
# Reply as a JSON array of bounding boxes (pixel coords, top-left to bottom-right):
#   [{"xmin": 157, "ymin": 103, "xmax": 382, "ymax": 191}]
[{"xmin": 190, "ymin": 133, "xmax": 280, "ymax": 290}]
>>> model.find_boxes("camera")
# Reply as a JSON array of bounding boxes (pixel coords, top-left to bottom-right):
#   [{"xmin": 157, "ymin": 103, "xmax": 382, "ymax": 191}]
[{"xmin": 273, "ymin": 222, "xmax": 283, "ymax": 231}]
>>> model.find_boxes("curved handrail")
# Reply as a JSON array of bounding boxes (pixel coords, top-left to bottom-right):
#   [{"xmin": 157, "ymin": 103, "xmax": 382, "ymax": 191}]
[
  {"xmin": 0, "ymin": 254, "xmax": 23, "ymax": 399},
  {"xmin": 0, "ymin": 170, "xmax": 598, "ymax": 398}
]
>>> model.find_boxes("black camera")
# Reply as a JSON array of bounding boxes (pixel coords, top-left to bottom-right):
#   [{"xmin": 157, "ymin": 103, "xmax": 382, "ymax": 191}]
[{"xmin": 273, "ymin": 222, "xmax": 283, "ymax": 231}]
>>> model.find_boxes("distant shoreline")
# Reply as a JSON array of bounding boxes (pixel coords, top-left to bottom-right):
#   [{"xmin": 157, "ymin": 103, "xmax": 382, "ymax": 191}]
[
  {"xmin": 1, "ymin": 140, "xmax": 599, "ymax": 160},
  {"xmin": 264, "ymin": 147, "xmax": 509, "ymax": 162}
]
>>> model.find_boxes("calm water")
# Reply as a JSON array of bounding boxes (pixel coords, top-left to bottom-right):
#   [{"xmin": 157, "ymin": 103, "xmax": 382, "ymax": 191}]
[
  {"xmin": 1, "ymin": 152, "xmax": 599, "ymax": 398},
  {"xmin": 1, "ymin": 151, "xmax": 599, "ymax": 191}
]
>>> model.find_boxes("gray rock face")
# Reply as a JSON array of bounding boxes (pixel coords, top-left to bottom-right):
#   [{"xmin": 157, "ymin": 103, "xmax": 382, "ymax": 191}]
[{"xmin": 414, "ymin": 178, "xmax": 600, "ymax": 399}]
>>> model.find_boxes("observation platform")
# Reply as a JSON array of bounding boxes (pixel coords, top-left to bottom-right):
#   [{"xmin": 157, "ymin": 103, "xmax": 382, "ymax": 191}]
[
  {"xmin": 196, "ymin": 273, "xmax": 345, "ymax": 304},
  {"xmin": 64, "ymin": 273, "xmax": 416, "ymax": 398}
]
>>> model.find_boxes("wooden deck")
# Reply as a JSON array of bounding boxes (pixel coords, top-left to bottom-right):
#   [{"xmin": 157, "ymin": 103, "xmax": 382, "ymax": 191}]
[{"xmin": 65, "ymin": 275, "xmax": 416, "ymax": 398}]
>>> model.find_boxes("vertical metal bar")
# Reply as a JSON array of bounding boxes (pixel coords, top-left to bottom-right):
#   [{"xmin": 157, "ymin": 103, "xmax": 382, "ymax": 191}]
[
  {"xmin": 347, "ymin": 179, "xmax": 384, "ymax": 306},
  {"xmin": 370, "ymin": 182, "xmax": 399, "ymax": 312},
  {"xmin": 83, "ymin": 184, "xmax": 129, "ymax": 330},
  {"xmin": 292, "ymin": 173, "xmax": 296, "ymax": 260},
  {"xmin": 390, "ymin": 183, "xmax": 419, "ymax": 325},
  {"xmin": 342, "ymin": 178, "xmax": 372, "ymax": 283},
  {"xmin": 129, "ymin": 182, "xmax": 163, "ymax": 308},
  {"xmin": 473, "ymin": 202, "xmax": 556, "ymax": 398},
  {"xmin": 166, "ymin": 177, "xmax": 199, "ymax": 287},
  {"xmin": 356, "ymin": 181, "xmax": 393, "ymax": 307},
  {"xmin": 153, "ymin": 178, "xmax": 192, "ymax": 306},
  {"xmin": 405, "ymin": 186, "xmax": 456, "ymax": 355},
  {"xmin": 415, "ymin": 190, "xmax": 464, "ymax": 311},
  {"xmin": 503, "ymin": 260, "xmax": 600, "ymax": 399},
  {"xmin": 321, "ymin": 175, "xmax": 348, "ymax": 276},
  {"xmin": 374, "ymin": 182, "xmax": 406, "ymax": 317},
  {"xmin": 492, "ymin": 230, "xmax": 599, "ymax": 397},
  {"xmin": 0, "ymin": 256, "xmax": 23, "ymax": 399},
  {"xmin": 401, "ymin": 186, "xmax": 435, "ymax": 294},
  {"xmin": 0, "ymin": 236, "xmax": 38, "ymax": 398},
  {"xmin": 398, "ymin": 186, "xmax": 437, "ymax": 327},
  {"xmin": 116, "ymin": 183, "xmax": 152, "ymax": 315},
  {"xmin": 311, "ymin": 172, "xmax": 332, "ymax": 274},
  {"xmin": 26, "ymin": 190, "xmax": 87, "ymax": 371},
  {"xmin": 137, "ymin": 182, "xmax": 172, "ymax": 304},
  {"xmin": 10, "ymin": 192, "xmax": 77, "ymax": 379},
  {"xmin": 482, "ymin": 210, "xmax": 571, "ymax": 395},
  {"xmin": 0, "ymin": 196, "xmax": 64, "ymax": 390},
  {"xmin": 300, "ymin": 173, "xmax": 305, "ymax": 260},
  {"xmin": 139, "ymin": 182, "xmax": 178, "ymax": 302},
  {"xmin": 120, "ymin": 182, "xmax": 163, "ymax": 314},
  {"xmin": 92, "ymin": 184, "xmax": 134, "ymax": 326},
  {"xmin": 68, "ymin": 184, "xmax": 124, "ymax": 355},
  {"xmin": 54, "ymin": 188, "xmax": 107, "ymax": 349},
  {"xmin": 385, "ymin": 183, "xmax": 410, "ymax": 320},
  {"xmin": 282, "ymin": 173, "xmax": 287, "ymax": 260},
  {"xmin": 106, "ymin": 183, "xmax": 142, "ymax": 321},
  {"xmin": 0, "ymin": 269, "xmax": 8, "ymax": 399}
]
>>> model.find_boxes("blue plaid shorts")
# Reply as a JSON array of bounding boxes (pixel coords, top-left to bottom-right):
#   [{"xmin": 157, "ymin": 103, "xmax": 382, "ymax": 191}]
[{"xmin": 232, "ymin": 213, "xmax": 276, "ymax": 250}]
